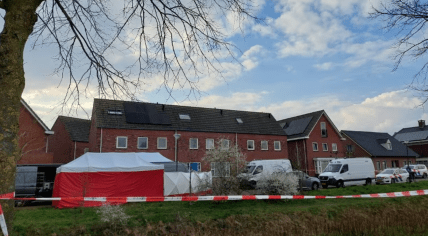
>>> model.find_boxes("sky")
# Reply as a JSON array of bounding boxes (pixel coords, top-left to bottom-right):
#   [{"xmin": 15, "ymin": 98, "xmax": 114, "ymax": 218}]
[{"xmin": 1, "ymin": 0, "xmax": 428, "ymax": 135}]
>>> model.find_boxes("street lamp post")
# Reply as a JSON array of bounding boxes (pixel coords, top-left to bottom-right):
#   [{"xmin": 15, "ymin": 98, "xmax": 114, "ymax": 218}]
[{"xmin": 174, "ymin": 133, "xmax": 181, "ymax": 172}]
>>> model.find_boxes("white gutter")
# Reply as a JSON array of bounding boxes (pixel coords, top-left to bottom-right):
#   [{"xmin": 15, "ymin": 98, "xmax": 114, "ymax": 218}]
[
  {"xmin": 287, "ymin": 136, "xmax": 309, "ymax": 142},
  {"xmin": 74, "ymin": 141, "xmax": 77, "ymax": 160}
]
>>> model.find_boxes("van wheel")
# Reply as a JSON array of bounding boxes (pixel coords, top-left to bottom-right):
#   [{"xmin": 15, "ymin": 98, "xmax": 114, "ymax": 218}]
[
  {"xmin": 250, "ymin": 181, "xmax": 257, "ymax": 189},
  {"xmin": 336, "ymin": 181, "xmax": 344, "ymax": 188},
  {"xmin": 364, "ymin": 178, "xmax": 372, "ymax": 186},
  {"xmin": 312, "ymin": 183, "xmax": 319, "ymax": 191}
]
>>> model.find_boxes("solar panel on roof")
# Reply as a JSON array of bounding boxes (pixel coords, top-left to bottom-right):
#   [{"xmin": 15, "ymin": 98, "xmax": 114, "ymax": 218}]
[
  {"xmin": 394, "ymin": 130, "xmax": 428, "ymax": 142},
  {"xmin": 284, "ymin": 116, "xmax": 313, "ymax": 136},
  {"xmin": 123, "ymin": 102, "xmax": 171, "ymax": 125}
]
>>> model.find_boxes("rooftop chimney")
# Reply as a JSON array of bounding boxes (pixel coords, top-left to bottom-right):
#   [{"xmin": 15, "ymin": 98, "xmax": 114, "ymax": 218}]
[{"xmin": 418, "ymin": 120, "xmax": 425, "ymax": 129}]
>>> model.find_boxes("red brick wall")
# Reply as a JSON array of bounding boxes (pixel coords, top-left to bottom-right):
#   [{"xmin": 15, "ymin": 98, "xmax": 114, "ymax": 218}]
[
  {"xmin": 18, "ymin": 105, "xmax": 53, "ymax": 164},
  {"xmin": 407, "ymin": 143, "xmax": 428, "ymax": 157},
  {"xmin": 90, "ymin": 128, "xmax": 288, "ymax": 171},
  {"xmin": 50, "ymin": 119, "xmax": 91, "ymax": 163},
  {"xmin": 288, "ymin": 115, "xmax": 345, "ymax": 176}
]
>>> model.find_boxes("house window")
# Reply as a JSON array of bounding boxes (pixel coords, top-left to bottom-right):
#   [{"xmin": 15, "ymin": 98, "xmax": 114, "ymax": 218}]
[
  {"xmin": 188, "ymin": 162, "xmax": 201, "ymax": 172},
  {"xmin": 221, "ymin": 139, "xmax": 230, "ymax": 150},
  {"xmin": 236, "ymin": 118, "xmax": 243, "ymax": 124},
  {"xmin": 189, "ymin": 138, "xmax": 198, "ymax": 149},
  {"xmin": 391, "ymin": 161, "xmax": 396, "ymax": 168},
  {"xmin": 116, "ymin": 136, "xmax": 128, "ymax": 149},
  {"xmin": 346, "ymin": 145, "xmax": 354, "ymax": 152},
  {"xmin": 107, "ymin": 110, "xmax": 123, "ymax": 115},
  {"xmin": 376, "ymin": 161, "xmax": 380, "ymax": 170},
  {"xmin": 404, "ymin": 161, "xmax": 407, "ymax": 166},
  {"xmin": 247, "ymin": 140, "xmax": 255, "ymax": 150},
  {"xmin": 179, "ymin": 114, "xmax": 191, "ymax": 120},
  {"xmin": 321, "ymin": 122, "xmax": 327, "ymax": 137},
  {"xmin": 274, "ymin": 141, "xmax": 281, "ymax": 151},
  {"xmin": 137, "ymin": 137, "xmax": 148, "ymax": 149},
  {"xmin": 84, "ymin": 148, "xmax": 89, "ymax": 153},
  {"xmin": 322, "ymin": 143, "xmax": 328, "ymax": 151},
  {"xmin": 157, "ymin": 137, "xmax": 167, "ymax": 149},
  {"xmin": 312, "ymin": 142, "xmax": 318, "ymax": 151},
  {"xmin": 332, "ymin": 143, "xmax": 337, "ymax": 152},
  {"xmin": 206, "ymin": 139, "xmax": 214, "ymax": 150},
  {"xmin": 211, "ymin": 162, "xmax": 230, "ymax": 177},
  {"xmin": 261, "ymin": 141, "xmax": 268, "ymax": 150},
  {"xmin": 382, "ymin": 161, "xmax": 387, "ymax": 169}
]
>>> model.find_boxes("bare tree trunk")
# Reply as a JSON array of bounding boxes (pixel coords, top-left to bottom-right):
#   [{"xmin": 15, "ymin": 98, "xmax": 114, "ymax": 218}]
[{"xmin": 0, "ymin": 0, "xmax": 42, "ymax": 230}]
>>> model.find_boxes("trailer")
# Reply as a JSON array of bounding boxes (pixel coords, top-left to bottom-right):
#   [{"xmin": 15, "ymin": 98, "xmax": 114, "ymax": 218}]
[{"xmin": 15, "ymin": 164, "xmax": 61, "ymax": 202}]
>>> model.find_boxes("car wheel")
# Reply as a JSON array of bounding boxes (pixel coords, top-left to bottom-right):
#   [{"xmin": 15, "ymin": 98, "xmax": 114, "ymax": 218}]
[
  {"xmin": 336, "ymin": 181, "xmax": 344, "ymax": 188},
  {"xmin": 391, "ymin": 179, "xmax": 396, "ymax": 184},
  {"xmin": 312, "ymin": 183, "xmax": 319, "ymax": 191},
  {"xmin": 364, "ymin": 178, "xmax": 372, "ymax": 186}
]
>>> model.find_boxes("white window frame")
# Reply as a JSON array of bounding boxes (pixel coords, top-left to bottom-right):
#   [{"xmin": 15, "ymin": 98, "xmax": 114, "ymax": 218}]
[
  {"xmin": 221, "ymin": 139, "xmax": 230, "ymax": 150},
  {"xmin": 274, "ymin": 141, "xmax": 281, "ymax": 151},
  {"xmin": 382, "ymin": 161, "xmax": 387, "ymax": 169},
  {"xmin": 321, "ymin": 122, "xmax": 327, "ymax": 137},
  {"xmin": 211, "ymin": 162, "xmax": 230, "ymax": 177},
  {"xmin": 247, "ymin": 140, "xmax": 255, "ymax": 150},
  {"xmin": 189, "ymin": 138, "xmax": 198, "ymax": 149},
  {"xmin": 137, "ymin": 137, "xmax": 148, "ymax": 149},
  {"xmin": 206, "ymin": 139, "xmax": 214, "ymax": 150},
  {"xmin": 312, "ymin": 142, "xmax": 318, "ymax": 151},
  {"xmin": 157, "ymin": 137, "xmax": 167, "ymax": 149},
  {"xmin": 376, "ymin": 161, "xmax": 380, "ymax": 170},
  {"xmin": 261, "ymin": 140, "xmax": 268, "ymax": 150},
  {"xmin": 116, "ymin": 136, "xmax": 128, "ymax": 149},
  {"xmin": 332, "ymin": 143, "xmax": 337, "ymax": 152},
  {"xmin": 322, "ymin": 143, "xmax": 328, "ymax": 152}
]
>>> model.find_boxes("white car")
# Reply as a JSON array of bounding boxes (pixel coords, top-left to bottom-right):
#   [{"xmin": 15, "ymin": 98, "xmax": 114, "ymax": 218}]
[
  {"xmin": 402, "ymin": 164, "xmax": 428, "ymax": 179},
  {"xmin": 376, "ymin": 168, "xmax": 410, "ymax": 184}
]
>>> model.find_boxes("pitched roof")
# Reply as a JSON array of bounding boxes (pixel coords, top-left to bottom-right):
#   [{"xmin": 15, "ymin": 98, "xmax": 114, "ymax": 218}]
[
  {"xmin": 394, "ymin": 125, "xmax": 428, "ymax": 143},
  {"xmin": 21, "ymin": 99, "xmax": 54, "ymax": 135},
  {"xmin": 341, "ymin": 130, "xmax": 419, "ymax": 157},
  {"xmin": 277, "ymin": 110, "xmax": 343, "ymax": 141},
  {"xmin": 92, "ymin": 99, "xmax": 286, "ymax": 136},
  {"xmin": 58, "ymin": 116, "xmax": 91, "ymax": 142}
]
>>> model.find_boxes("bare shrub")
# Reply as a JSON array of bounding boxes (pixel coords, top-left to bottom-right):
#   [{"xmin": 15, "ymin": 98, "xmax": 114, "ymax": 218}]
[
  {"xmin": 199, "ymin": 139, "xmax": 247, "ymax": 195},
  {"xmin": 96, "ymin": 203, "xmax": 131, "ymax": 233},
  {"xmin": 256, "ymin": 172, "xmax": 299, "ymax": 195}
]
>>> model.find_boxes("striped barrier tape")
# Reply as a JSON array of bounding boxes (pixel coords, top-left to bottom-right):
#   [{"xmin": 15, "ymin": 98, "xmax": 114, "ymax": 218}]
[
  {"xmin": 0, "ymin": 190, "xmax": 427, "ymax": 235},
  {"xmin": 0, "ymin": 204, "xmax": 8, "ymax": 236},
  {"xmin": 1, "ymin": 190, "xmax": 428, "ymax": 202}
]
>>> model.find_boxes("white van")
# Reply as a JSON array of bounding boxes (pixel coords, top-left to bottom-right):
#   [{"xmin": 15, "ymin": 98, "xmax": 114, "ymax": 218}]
[
  {"xmin": 239, "ymin": 159, "xmax": 292, "ymax": 188},
  {"xmin": 318, "ymin": 158, "xmax": 375, "ymax": 188}
]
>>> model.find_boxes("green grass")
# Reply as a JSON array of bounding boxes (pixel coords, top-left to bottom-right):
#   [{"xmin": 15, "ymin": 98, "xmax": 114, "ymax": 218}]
[{"xmin": 10, "ymin": 181, "xmax": 428, "ymax": 235}]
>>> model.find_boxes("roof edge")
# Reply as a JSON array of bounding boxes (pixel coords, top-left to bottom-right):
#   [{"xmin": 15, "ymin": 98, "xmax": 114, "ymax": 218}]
[{"xmin": 20, "ymin": 99, "xmax": 52, "ymax": 133}]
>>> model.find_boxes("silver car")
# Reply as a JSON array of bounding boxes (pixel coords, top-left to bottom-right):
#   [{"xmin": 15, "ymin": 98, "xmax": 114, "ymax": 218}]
[{"xmin": 288, "ymin": 171, "xmax": 321, "ymax": 190}]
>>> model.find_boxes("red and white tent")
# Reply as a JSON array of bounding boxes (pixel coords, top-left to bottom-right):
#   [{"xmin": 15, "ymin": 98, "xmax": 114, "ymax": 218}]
[{"xmin": 52, "ymin": 152, "xmax": 164, "ymax": 208}]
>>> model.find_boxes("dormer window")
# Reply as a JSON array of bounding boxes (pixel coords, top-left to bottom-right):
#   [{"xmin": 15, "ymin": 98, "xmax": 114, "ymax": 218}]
[
  {"xmin": 108, "ymin": 110, "xmax": 123, "ymax": 115},
  {"xmin": 380, "ymin": 139, "xmax": 392, "ymax": 150},
  {"xmin": 321, "ymin": 122, "xmax": 327, "ymax": 137},
  {"xmin": 236, "ymin": 118, "xmax": 243, "ymax": 124},
  {"xmin": 179, "ymin": 114, "xmax": 190, "ymax": 120}
]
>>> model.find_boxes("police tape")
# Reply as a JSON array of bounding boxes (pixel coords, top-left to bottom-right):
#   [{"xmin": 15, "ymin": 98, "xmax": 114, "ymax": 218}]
[
  {"xmin": 0, "ymin": 204, "xmax": 8, "ymax": 236},
  {"xmin": 1, "ymin": 190, "xmax": 428, "ymax": 202},
  {"xmin": 1, "ymin": 190, "xmax": 428, "ymax": 235}
]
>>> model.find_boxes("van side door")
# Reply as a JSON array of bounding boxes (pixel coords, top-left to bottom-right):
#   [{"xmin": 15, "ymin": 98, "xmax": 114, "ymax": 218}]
[{"xmin": 340, "ymin": 164, "xmax": 351, "ymax": 184}]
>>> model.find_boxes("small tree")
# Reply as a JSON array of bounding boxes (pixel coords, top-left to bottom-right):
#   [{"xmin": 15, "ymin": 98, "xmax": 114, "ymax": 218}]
[
  {"xmin": 200, "ymin": 138, "xmax": 247, "ymax": 195},
  {"xmin": 256, "ymin": 172, "xmax": 299, "ymax": 195}
]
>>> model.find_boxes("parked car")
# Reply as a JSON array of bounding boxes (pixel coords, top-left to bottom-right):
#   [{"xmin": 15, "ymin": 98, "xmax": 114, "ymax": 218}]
[
  {"xmin": 287, "ymin": 171, "xmax": 320, "ymax": 190},
  {"xmin": 319, "ymin": 158, "xmax": 375, "ymax": 188},
  {"xmin": 376, "ymin": 168, "xmax": 409, "ymax": 184},
  {"xmin": 401, "ymin": 164, "xmax": 428, "ymax": 179}
]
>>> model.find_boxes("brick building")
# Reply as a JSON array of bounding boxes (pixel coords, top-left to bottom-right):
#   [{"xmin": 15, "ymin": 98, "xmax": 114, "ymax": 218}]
[
  {"xmin": 394, "ymin": 120, "xmax": 428, "ymax": 166},
  {"xmin": 87, "ymin": 98, "xmax": 288, "ymax": 172},
  {"xmin": 50, "ymin": 116, "xmax": 91, "ymax": 164},
  {"xmin": 18, "ymin": 99, "xmax": 54, "ymax": 164},
  {"xmin": 278, "ymin": 110, "xmax": 346, "ymax": 176},
  {"xmin": 341, "ymin": 130, "xmax": 419, "ymax": 174}
]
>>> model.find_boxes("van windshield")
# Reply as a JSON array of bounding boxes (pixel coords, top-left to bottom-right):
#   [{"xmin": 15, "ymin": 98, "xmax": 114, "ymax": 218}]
[
  {"xmin": 324, "ymin": 164, "xmax": 342, "ymax": 173},
  {"xmin": 246, "ymin": 166, "xmax": 256, "ymax": 174}
]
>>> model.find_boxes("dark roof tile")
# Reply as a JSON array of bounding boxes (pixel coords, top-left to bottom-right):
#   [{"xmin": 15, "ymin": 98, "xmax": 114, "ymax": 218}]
[{"xmin": 58, "ymin": 116, "xmax": 91, "ymax": 142}]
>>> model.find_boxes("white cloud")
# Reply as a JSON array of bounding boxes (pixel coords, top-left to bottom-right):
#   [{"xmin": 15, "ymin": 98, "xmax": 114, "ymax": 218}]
[
  {"xmin": 314, "ymin": 62, "xmax": 334, "ymax": 71},
  {"xmin": 240, "ymin": 45, "xmax": 264, "ymax": 71}
]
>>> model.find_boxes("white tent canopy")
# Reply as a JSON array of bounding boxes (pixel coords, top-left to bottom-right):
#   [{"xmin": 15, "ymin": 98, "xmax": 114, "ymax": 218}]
[
  {"xmin": 164, "ymin": 172, "xmax": 212, "ymax": 196},
  {"xmin": 57, "ymin": 152, "xmax": 164, "ymax": 173},
  {"xmin": 135, "ymin": 152, "xmax": 173, "ymax": 163}
]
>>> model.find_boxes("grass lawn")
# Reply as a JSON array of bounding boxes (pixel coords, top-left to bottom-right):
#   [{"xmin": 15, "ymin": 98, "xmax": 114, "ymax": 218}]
[{"xmin": 11, "ymin": 181, "xmax": 428, "ymax": 235}]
